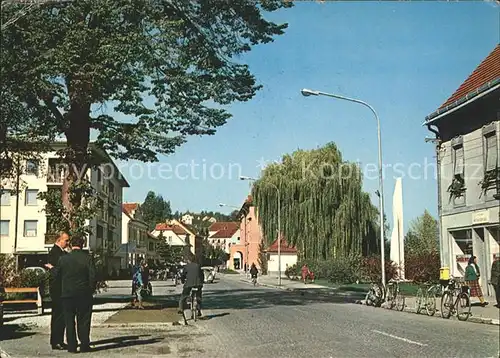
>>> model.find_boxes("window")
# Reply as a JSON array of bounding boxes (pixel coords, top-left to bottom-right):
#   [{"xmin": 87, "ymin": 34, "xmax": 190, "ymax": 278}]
[
  {"xmin": 97, "ymin": 225, "xmax": 104, "ymax": 239},
  {"xmin": 453, "ymin": 144, "xmax": 464, "ymax": 178},
  {"xmin": 149, "ymin": 242, "xmax": 154, "ymax": 251},
  {"xmin": 1, "ymin": 190, "xmax": 10, "ymax": 205},
  {"xmin": 484, "ymin": 132, "xmax": 498, "ymax": 172},
  {"xmin": 25, "ymin": 160, "xmax": 39, "ymax": 175},
  {"xmin": 24, "ymin": 220, "xmax": 38, "ymax": 237},
  {"xmin": 0, "ymin": 220, "xmax": 9, "ymax": 236},
  {"xmin": 25, "ymin": 189, "xmax": 38, "ymax": 206}
]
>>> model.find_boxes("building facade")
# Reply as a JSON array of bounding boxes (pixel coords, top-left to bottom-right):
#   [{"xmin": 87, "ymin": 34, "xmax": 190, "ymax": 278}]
[
  {"xmin": 229, "ymin": 196, "xmax": 263, "ymax": 271},
  {"xmin": 267, "ymin": 239, "xmax": 297, "ymax": 276},
  {"xmin": 119, "ymin": 203, "xmax": 151, "ymax": 269},
  {"xmin": 208, "ymin": 222, "xmax": 240, "ymax": 253},
  {"xmin": 425, "ymin": 45, "xmax": 499, "ymax": 296},
  {"xmin": 0, "ymin": 142, "xmax": 129, "ymax": 271}
]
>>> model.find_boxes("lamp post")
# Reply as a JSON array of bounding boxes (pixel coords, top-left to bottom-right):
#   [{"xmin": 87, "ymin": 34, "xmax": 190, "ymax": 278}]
[
  {"xmin": 301, "ymin": 88, "xmax": 386, "ymax": 288},
  {"xmin": 240, "ymin": 176, "xmax": 282, "ymax": 286}
]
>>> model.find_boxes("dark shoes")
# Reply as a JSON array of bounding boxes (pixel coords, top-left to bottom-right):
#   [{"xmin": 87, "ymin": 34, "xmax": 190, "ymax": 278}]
[
  {"xmin": 480, "ymin": 302, "xmax": 489, "ymax": 307},
  {"xmin": 51, "ymin": 343, "xmax": 67, "ymax": 350},
  {"xmin": 80, "ymin": 345, "xmax": 92, "ymax": 353}
]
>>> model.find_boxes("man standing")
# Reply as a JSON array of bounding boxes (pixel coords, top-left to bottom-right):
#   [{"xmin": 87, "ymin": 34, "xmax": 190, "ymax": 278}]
[
  {"xmin": 52, "ymin": 235, "xmax": 96, "ymax": 353},
  {"xmin": 491, "ymin": 256, "xmax": 500, "ymax": 308},
  {"xmin": 178, "ymin": 255, "xmax": 204, "ymax": 317},
  {"xmin": 45, "ymin": 231, "xmax": 69, "ymax": 350}
]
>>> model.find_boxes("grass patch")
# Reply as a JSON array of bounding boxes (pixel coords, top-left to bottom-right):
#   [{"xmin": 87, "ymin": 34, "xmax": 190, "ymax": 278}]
[{"xmin": 220, "ymin": 269, "xmax": 239, "ymax": 274}]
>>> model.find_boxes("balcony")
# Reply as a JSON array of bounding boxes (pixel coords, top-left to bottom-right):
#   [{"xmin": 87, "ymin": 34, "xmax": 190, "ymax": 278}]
[
  {"xmin": 45, "ymin": 233, "xmax": 57, "ymax": 245},
  {"xmin": 109, "ymin": 215, "xmax": 117, "ymax": 227},
  {"xmin": 47, "ymin": 168, "xmax": 65, "ymax": 185}
]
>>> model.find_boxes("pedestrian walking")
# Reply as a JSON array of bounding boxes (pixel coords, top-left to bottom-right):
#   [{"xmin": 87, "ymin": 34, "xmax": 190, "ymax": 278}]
[
  {"xmin": 490, "ymin": 256, "xmax": 500, "ymax": 308},
  {"xmin": 132, "ymin": 262, "xmax": 145, "ymax": 309},
  {"xmin": 52, "ymin": 234, "xmax": 96, "ymax": 353},
  {"xmin": 44, "ymin": 231, "xmax": 70, "ymax": 350},
  {"xmin": 465, "ymin": 255, "xmax": 488, "ymax": 307}
]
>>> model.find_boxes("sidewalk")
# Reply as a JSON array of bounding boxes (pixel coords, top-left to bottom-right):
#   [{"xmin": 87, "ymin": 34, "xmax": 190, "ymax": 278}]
[{"xmin": 237, "ymin": 274, "xmax": 500, "ymax": 326}]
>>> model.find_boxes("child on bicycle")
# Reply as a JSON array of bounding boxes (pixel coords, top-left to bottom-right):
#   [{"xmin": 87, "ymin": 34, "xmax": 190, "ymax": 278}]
[{"xmin": 250, "ymin": 263, "xmax": 258, "ymax": 283}]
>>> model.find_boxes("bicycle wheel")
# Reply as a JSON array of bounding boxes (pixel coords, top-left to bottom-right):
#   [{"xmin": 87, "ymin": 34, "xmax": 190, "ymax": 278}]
[
  {"xmin": 415, "ymin": 287, "xmax": 424, "ymax": 314},
  {"xmin": 456, "ymin": 292, "xmax": 471, "ymax": 321},
  {"xmin": 395, "ymin": 288, "xmax": 405, "ymax": 312},
  {"xmin": 386, "ymin": 285, "xmax": 395, "ymax": 309},
  {"xmin": 425, "ymin": 289, "xmax": 437, "ymax": 317},
  {"xmin": 440, "ymin": 291, "xmax": 453, "ymax": 319}
]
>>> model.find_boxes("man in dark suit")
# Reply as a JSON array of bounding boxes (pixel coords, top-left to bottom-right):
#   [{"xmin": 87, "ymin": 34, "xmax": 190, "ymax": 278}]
[
  {"xmin": 45, "ymin": 231, "xmax": 69, "ymax": 350},
  {"xmin": 52, "ymin": 234, "xmax": 96, "ymax": 353},
  {"xmin": 178, "ymin": 255, "xmax": 204, "ymax": 317}
]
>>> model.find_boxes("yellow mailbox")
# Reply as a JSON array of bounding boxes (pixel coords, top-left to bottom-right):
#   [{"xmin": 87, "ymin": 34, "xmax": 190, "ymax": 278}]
[{"xmin": 440, "ymin": 267, "xmax": 450, "ymax": 281}]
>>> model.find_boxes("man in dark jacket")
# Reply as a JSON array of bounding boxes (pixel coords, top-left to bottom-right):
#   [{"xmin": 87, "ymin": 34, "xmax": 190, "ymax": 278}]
[
  {"xmin": 491, "ymin": 257, "xmax": 500, "ymax": 308},
  {"xmin": 45, "ymin": 231, "xmax": 69, "ymax": 350},
  {"xmin": 178, "ymin": 256, "xmax": 204, "ymax": 317},
  {"xmin": 52, "ymin": 235, "xmax": 96, "ymax": 353}
]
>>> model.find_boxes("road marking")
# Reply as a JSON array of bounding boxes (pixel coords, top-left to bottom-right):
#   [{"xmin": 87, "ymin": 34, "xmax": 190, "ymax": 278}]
[{"xmin": 371, "ymin": 330, "xmax": 428, "ymax": 347}]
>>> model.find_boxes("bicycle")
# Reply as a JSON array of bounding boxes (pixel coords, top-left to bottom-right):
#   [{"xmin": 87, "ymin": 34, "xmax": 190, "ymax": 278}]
[
  {"xmin": 365, "ymin": 282, "xmax": 385, "ymax": 307},
  {"xmin": 386, "ymin": 280, "xmax": 405, "ymax": 311},
  {"xmin": 440, "ymin": 277, "xmax": 471, "ymax": 321},
  {"xmin": 415, "ymin": 282, "xmax": 441, "ymax": 316},
  {"xmin": 251, "ymin": 276, "xmax": 257, "ymax": 286},
  {"xmin": 182, "ymin": 288, "xmax": 201, "ymax": 324}
]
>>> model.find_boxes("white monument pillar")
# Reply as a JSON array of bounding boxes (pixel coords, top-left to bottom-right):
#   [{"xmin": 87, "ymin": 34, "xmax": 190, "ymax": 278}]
[{"xmin": 390, "ymin": 178, "xmax": 405, "ymax": 280}]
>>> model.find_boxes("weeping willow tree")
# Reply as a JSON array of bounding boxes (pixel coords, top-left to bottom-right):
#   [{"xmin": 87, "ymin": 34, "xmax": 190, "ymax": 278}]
[{"xmin": 252, "ymin": 142, "xmax": 381, "ymax": 261}]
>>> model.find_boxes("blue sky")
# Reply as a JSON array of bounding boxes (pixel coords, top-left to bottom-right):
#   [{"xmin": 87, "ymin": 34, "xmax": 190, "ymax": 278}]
[{"xmin": 115, "ymin": 1, "xmax": 499, "ymax": 232}]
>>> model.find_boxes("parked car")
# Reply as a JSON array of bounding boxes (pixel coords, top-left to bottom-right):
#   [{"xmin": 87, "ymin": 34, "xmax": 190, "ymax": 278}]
[{"xmin": 202, "ymin": 266, "xmax": 216, "ymax": 283}]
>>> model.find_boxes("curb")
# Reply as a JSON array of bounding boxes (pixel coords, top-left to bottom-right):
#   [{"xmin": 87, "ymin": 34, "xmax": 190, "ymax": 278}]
[{"xmin": 240, "ymin": 279, "xmax": 500, "ymax": 326}]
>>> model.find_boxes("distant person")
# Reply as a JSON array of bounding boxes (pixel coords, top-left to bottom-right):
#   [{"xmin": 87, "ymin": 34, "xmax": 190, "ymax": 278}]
[
  {"xmin": 45, "ymin": 231, "xmax": 70, "ymax": 350},
  {"xmin": 52, "ymin": 235, "xmax": 96, "ymax": 353},
  {"xmin": 465, "ymin": 255, "xmax": 488, "ymax": 307},
  {"xmin": 178, "ymin": 256, "xmax": 204, "ymax": 317},
  {"xmin": 132, "ymin": 262, "xmax": 145, "ymax": 309},
  {"xmin": 250, "ymin": 263, "xmax": 258, "ymax": 278},
  {"xmin": 490, "ymin": 256, "xmax": 500, "ymax": 308}
]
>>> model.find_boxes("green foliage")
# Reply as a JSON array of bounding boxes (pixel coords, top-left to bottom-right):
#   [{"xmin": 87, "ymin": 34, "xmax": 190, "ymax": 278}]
[
  {"xmin": 220, "ymin": 268, "xmax": 238, "ymax": 274},
  {"xmin": 257, "ymin": 241, "xmax": 268, "ymax": 275},
  {"xmin": 201, "ymin": 239, "xmax": 228, "ymax": 265},
  {"xmin": 141, "ymin": 191, "xmax": 172, "ymax": 230},
  {"xmin": 0, "ymin": 254, "xmax": 19, "ymax": 287},
  {"xmin": 252, "ymin": 143, "xmax": 381, "ymax": 261},
  {"xmin": 404, "ymin": 210, "xmax": 438, "ymax": 256},
  {"xmin": 156, "ymin": 239, "xmax": 184, "ymax": 265},
  {"xmin": 18, "ymin": 270, "xmax": 50, "ymax": 297},
  {"xmin": 360, "ymin": 256, "xmax": 398, "ymax": 282},
  {"xmin": 38, "ymin": 181, "xmax": 98, "ymax": 237}
]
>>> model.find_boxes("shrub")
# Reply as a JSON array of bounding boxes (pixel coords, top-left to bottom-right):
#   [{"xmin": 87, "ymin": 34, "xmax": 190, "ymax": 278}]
[
  {"xmin": 291, "ymin": 256, "xmax": 362, "ymax": 284},
  {"xmin": 285, "ymin": 264, "xmax": 299, "ymax": 279},
  {"xmin": 404, "ymin": 250, "xmax": 440, "ymax": 284},
  {"xmin": 19, "ymin": 270, "xmax": 50, "ymax": 297},
  {"xmin": 0, "ymin": 254, "xmax": 20, "ymax": 287},
  {"xmin": 360, "ymin": 255, "xmax": 398, "ymax": 282}
]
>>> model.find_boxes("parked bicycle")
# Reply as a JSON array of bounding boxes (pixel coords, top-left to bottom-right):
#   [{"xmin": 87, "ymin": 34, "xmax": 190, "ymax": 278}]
[
  {"xmin": 365, "ymin": 282, "xmax": 385, "ymax": 307},
  {"xmin": 440, "ymin": 277, "xmax": 471, "ymax": 321},
  {"xmin": 415, "ymin": 282, "xmax": 441, "ymax": 316},
  {"xmin": 385, "ymin": 280, "xmax": 405, "ymax": 311}
]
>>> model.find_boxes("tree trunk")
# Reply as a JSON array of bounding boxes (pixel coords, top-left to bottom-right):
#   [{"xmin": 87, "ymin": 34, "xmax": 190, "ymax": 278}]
[{"xmin": 62, "ymin": 99, "xmax": 91, "ymax": 232}]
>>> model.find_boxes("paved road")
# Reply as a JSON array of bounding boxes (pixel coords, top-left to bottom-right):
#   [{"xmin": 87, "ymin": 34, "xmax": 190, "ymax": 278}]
[{"xmin": 1, "ymin": 276, "xmax": 498, "ymax": 358}]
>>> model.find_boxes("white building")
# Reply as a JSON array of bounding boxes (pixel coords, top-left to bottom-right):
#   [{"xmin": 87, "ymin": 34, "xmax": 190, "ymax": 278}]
[
  {"xmin": 118, "ymin": 203, "xmax": 151, "ymax": 270},
  {"xmin": 181, "ymin": 214, "xmax": 194, "ymax": 225},
  {"xmin": 208, "ymin": 222, "xmax": 240, "ymax": 253},
  {"xmin": 0, "ymin": 142, "xmax": 129, "ymax": 271},
  {"xmin": 266, "ymin": 238, "xmax": 297, "ymax": 276}
]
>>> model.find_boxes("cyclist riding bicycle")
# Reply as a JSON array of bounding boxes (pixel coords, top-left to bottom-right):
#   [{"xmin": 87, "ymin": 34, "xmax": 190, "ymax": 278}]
[
  {"xmin": 250, "ymin": 263, "xmax": 258, "ymax": 282},
  {"xmin": 178, "ymin": 255, "xmax": 204, "ymax": 317}
]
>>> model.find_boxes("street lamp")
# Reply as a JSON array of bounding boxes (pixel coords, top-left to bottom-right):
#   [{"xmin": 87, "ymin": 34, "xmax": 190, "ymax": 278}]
[
  {"xmin": 301, "ymin": 88, "xmax": 386, "ymax": 288},
  {"xmin": 240, "ymin": 176, "xmax": 282, "ymax": 286}
]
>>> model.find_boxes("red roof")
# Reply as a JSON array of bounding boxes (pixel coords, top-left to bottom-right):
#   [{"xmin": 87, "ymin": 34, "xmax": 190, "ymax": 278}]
[
  {"xmin": 267, "ymin": 239, "xmax": 297, "ymax": 253},
  {"xmin": 210, "ymin": 226, "xmax": 239, "ymax": 239},
  {"xmin": 439, "ymin": 45, "xmax": 500, "ymax": 110},
  {"xmin": 154, "ymin": 223, "xmax": 187, "ymax": 235},
  {"xmin": 122, "ymin": 203, "xmax": 139, "ymax": 217},
  {"xmin": 209, "ymin": 222, "xmax": 239, "ymax": 232}
]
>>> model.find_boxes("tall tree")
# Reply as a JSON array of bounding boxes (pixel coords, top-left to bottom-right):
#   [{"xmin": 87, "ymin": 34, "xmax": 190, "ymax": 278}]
[
  {"xmin": 1, "ymin": 0, "xmax": 291, "ymax": 234},
  {"xmin": 141, "ymin": 191, "xmax": 172, "ymax": 230},
  {"xmin": 404, "ymin": 210, "xmax": 439, "ymax": 255},
  {"xmin": 252, "ymin": 143, "xmax": 379, "ymax": 261}
]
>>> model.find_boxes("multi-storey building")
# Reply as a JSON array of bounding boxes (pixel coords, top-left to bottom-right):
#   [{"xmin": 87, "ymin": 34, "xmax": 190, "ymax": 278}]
[
  {"xmin": 0, "ymin": 142, "xmax": 129, "ymax": 272},
  {"xmin": 120, "ymin": 203, "xmax": 150, "ymax": 270},
  {"xmin": 424, "ymin": 45, "xmax": 499, "ymax": 296},
  {"xmin": 208, "ymin": 222, "xmax": 240, "ymax": 253}
]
